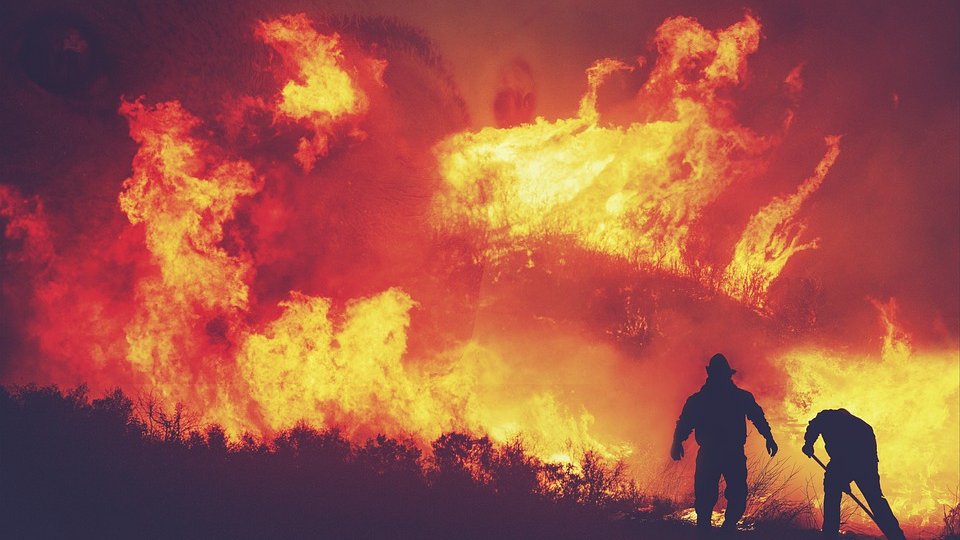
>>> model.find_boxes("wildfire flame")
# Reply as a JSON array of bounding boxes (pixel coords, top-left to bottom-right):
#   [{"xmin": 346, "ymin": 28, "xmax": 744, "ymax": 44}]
[
  {"xmin": 106, "ymin": 15, "xmax": 624, "ymax": 463},
  {"xmin": 780, "ymin": 299, "xmax": 960, "ymax": 524},
  {"xmin": 431, "ymin": 14, "xmax": 837, "ymax": 308},
  {"xmin": 255, "ymin": 13, "xmax": 383, "ymax": 170},
  {"xmin": 722, "ymin": 135, "xmax": 842, "ymax": 305}
]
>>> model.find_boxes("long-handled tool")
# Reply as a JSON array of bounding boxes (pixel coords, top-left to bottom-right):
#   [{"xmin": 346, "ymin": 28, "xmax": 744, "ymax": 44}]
[{"xmin": 810, "ymin": 452, "xmax": 879, "ymax": 525}]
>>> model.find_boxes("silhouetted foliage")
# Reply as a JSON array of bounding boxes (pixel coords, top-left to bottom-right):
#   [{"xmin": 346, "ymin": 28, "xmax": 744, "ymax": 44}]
[
  {"xmin": 430, "ymin": 432, "xmax": 495, "ymax": 486},
  {"xmin": 358, "ymin": 434, "xmax": 423, "ymax": 480},
  {"xmin": 940, "ymin": 498, "xmax": 960, "ymax": 540},
  {"xmin": 742, "ymin": 457, "xmax": 809, "ymax": 531},
  {"xmin": 0, "ymin": 385, "xmax": 646, "ymax": 539},
  {"xmin": 490, "ymin": 438, "xmax": 541, "ymax": 497}
]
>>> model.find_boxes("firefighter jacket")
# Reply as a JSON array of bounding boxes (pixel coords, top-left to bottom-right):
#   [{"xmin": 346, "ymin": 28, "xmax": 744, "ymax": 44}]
[
  {"xmin": 804, "ymin": 409, "xmax": 879, "ymax": 464},
  {"xmin": 673, "ymin": 377, "xmax": 773, "ymax": 450}
]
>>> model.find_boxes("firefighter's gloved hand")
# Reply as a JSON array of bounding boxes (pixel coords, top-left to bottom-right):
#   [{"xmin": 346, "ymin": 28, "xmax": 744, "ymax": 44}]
[
  {"xmin": 670, "ymin": 440, "xmax": 684, "ymax": 461},
  {"xmin": 802, "ymin": 443, "xmax": 814, "ymax": 458},
  {"xmin": 766, "ymin": 437, "xmax": 778, "ymax": 457}
]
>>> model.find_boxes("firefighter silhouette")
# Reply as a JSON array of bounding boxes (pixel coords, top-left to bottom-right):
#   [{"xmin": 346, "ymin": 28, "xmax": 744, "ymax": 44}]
[
  {"xmin": 671, "ymin": 353, "xmax": 778, "ymax": 534},
  {"xmin": 803, "ymin": 409, "xmax": 906, "ymax": 540}
]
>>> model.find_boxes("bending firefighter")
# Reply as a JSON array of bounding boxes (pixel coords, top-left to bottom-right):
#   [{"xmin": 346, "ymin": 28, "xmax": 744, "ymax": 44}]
[
  {"xmin": 803, "ymin": 409, "xmax": 906, "ymax": 540},
  {"xmin": 671, "ymin": 353, "xmax": 778, "ymax": 533}
]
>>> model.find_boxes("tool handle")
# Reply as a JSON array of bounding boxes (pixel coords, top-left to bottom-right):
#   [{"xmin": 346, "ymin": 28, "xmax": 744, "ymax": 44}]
[{"xmin": 809, "ymin": 452, "xmax": 879, "ymax": 524}]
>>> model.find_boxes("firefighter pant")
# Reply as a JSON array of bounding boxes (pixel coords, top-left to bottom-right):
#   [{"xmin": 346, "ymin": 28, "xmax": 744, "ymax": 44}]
[
  {"xmin": 694, "ymin": 447, "xmax": 747, "ymax": 530},
  {"xmin": 822, "ymin": 460, "xmax": 905, "ymax": 540}
]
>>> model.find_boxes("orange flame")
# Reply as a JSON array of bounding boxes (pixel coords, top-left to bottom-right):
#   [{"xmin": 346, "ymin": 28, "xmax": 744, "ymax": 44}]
[
  {"xmin": 238, "ymin": 290, "xmax": 624, "ymax": 460},
  {"xmin": 117, "ymin": 98, "xmax": 258, "ymax": 408},
  {"xmin": 431, "ymin": 14, "xmax": 836, "ymax": 307},
  {"xmin": 118, "ymin": 99, "xmax": 258, "ymax": 312},
  {"xmin": 722, "ymin": 135, "xmax": 842, "ymax": 305},
  {"xmin": 101, "ymin": 15, "xmax": 625, "ymax": 463},
  {"xmin": 779, "ymin": 299, "xmax": 960, "ymax": 526},
  {"xmin": 255, "ymin": 13, "xmax": 384, "ymax": 170}
]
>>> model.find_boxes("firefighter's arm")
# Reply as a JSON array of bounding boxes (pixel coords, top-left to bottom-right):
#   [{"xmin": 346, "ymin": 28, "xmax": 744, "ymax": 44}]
[
  {"xmin": 745, "ymin": 392, "xmax": 777, "ymax": 456},
  {"xmin": 802, "ymin": 413, "xmax": 823, "ymax": 458},
  {"xmin": 671, "ymin": 396, "xmax": 696, "ymax": 460}
]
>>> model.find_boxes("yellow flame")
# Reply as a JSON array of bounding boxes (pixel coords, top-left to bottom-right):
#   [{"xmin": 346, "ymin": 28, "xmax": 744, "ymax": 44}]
[
  {"xmin": 113, "ymin": 96, "xmax": 624, "ymax": 464},
  {"xmin": 723, "ymin": 136, "xmax": 842, "ymax": 305},
  {"xmin": 236, "ymin": 288, "xmax": 626, "ymax": 460},
  {"xmin": 238, "ymin": 289, "xmax": 426, "ymax": 434},
  {"xmin": 779, "ymin": 299, "xmax": 960, "ymax": 525},
  {"xmin": 118, "ymin": 99, "xmax": 258, "ymax": 395},
  {"xmin": 432, "ymin": 14, "xmax": 834, "ymax": 307},
  {"xmin": 257, "ymin": 15, "xmax": 364, "ymax": 121},
  {"xmin": 256, "ymin": 14, "xmax": 381, "ymax": 170}
]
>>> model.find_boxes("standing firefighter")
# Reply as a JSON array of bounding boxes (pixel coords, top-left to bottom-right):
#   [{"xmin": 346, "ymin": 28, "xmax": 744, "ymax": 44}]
[
  {"xmin": 802, "ymin": 409, "xmax": 906, "ymax": 540},
  {"xmin": 671, "ymin": 353, "xmax": 778, "ymax": 534}
]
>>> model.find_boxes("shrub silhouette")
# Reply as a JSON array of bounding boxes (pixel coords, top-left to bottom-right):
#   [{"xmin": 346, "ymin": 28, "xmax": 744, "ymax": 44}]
[{"xmin": 0, "ymin": 385, "xmax": 646, "ymax": 539}]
